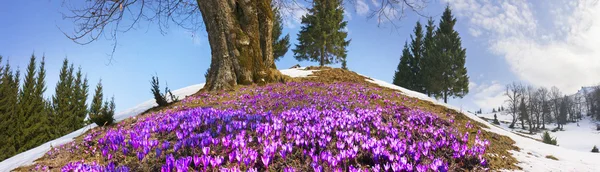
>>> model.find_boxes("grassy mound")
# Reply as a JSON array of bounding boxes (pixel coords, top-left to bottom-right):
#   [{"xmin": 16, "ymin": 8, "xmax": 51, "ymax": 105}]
[{"xmin": 18, "ymin": 68, "xmax": 519, "ymax": 171}]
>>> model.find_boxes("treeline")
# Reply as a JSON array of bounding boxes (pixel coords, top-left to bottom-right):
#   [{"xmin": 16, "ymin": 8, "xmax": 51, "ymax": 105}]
[
  {"xmin": 503, "ymin": 82, "xmax": 585, "ymax": 132},
  {"xmin": 392, "ymin": 6, "xmax": 469, "ymax": 103},
  {"xmin": 0, "ymin": 55, "xmax": 115, "ymax": 161}
]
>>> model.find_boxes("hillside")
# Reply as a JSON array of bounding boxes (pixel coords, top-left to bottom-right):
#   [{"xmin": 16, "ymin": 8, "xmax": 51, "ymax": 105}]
[{"xmin": 2, "ymin": 67, "xmax": 599, "ymax": 171}]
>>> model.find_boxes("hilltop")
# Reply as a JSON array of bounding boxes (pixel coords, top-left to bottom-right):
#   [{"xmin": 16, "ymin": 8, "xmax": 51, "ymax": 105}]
[{"xmin": 2, "ymin": 67, "xmax": 599, "ymax": 171}]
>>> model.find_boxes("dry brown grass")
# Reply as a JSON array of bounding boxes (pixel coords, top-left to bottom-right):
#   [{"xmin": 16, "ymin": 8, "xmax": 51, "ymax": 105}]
[{"xmin": 17, "ymin": 67, "xmax": 520, "ymax": 171}]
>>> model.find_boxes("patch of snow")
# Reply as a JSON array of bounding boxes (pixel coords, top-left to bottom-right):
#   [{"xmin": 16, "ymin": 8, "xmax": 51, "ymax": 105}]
[
  {"xmin": 476, "ymin": 112, "xmax": 513, "ymax": 123},
  {"xmin": 365, "ymin": 77, "xmax": 600, "ymax": 171},
  {"xmin": 279, "ymin": 67, "xmax": 318, "ymax": 78},
  {"xmin": 533, "ymin": 117, "xmax": 600, "ymax": 153},
  {"xmin": 0, "ymin": 84, "xmax": 204, "ymax": 171}
]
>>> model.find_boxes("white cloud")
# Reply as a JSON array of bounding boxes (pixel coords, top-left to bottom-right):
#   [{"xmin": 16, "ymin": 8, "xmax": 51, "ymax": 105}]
[
  {"xmin": 471, "ymin": 81, "xmax": 506, "ymax": 110},
  {"xmin": 356, "ymin": 0, "xmax": 370, "ymax": 16},
  {"xmin": 371, "ymin": 0, "xmax": 380, "ymax": 7},
  {"xmin": 445, "ymin": 0, "xmax": 600, "ymax": 94},
  {"xmin": 281, "ymin": 3, "xmax": 309, "ymax": 29},
  {"xmin": 344, "ymin": 8, "xmax": 353, "ymax": 20}
]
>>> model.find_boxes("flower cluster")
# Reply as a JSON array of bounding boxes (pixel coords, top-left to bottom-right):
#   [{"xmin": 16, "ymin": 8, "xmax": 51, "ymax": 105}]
[
  {"xmin": 47, "ymin": 82, "xmax": 489, "ymax": 171},
  {"xmin": 60, "ymin": 161, "xmax": 129, "ymax": 172}
]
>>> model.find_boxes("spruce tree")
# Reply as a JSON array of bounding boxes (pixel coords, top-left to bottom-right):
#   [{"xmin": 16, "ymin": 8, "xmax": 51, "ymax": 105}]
[
  {"xmin": 410, "ymin": 21, "xmax": 425, "ymax": 93},
  {"xmin": 435, "ymin": 6, "xmax": 469, "ymax": 103},
  {"xmin": 89, "ymin": 80, "xmax": 114, "ymax": 126},
  {"xmin": 272, "ymin": 5, "xmax": 291, "ymax": 62},
  {"xmin": 0, "ymin": 62, "xmax": 20, "ymax": 161},
  {"xmin": 73, "ymin": 67, "xmax": 89, "ymax": 130},
  {"xmin": 519, "ymin": 97, "xmax": 528, "ymax": 130},
  {"xmin": 18, "ymin": 55, "xmax": 50, "ymax": 152},
  {"xmin": 293, "ymin": 0, "xmax": 350, "ymax": 66},
  {"xmin": 151, "ymin": 75, "xmax": 168, "ymax": 107},
  {"xmin": 421, "ymin": 18, "xmax": 440, "ymax": 97},
  {"xmin": 52, "ymin": 58, "xmax": 75, "ymax": 135},
  {"xmin": 393, "ymin": 42, "xmax": 413, "ymax": 88}
]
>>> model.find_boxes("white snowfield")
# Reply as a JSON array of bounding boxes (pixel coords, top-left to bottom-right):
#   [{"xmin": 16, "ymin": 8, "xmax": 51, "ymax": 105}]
[
  {"xmin": 363, "ymin": 77, "xmax": 600, "ymax": 171},
  {"xmin": 0, "ymin": 84, "xmax": 204, "ymax": 171},
  {"xmin": 3, "ymin": 67, "xmax": 600, "ymax": 171}
]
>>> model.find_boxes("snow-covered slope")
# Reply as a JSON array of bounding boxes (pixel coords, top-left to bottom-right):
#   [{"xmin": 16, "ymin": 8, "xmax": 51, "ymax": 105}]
[
  {"xmin": 4, "ymin": 68, "xmax": 600, "ymax": 171},
  {"xmin": 0, "ymin": 84, "xmax": 204, "ymax": 171},
  {"xmin": 364, "ymin": 76, "xmax": 600, "ymax": 171}
]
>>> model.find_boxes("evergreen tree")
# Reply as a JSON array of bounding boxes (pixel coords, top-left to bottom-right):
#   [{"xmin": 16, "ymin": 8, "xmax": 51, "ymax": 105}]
[
  {"xmin": 410, "ymin": 21, "xmax": 425, "ymax": 93},
  {"xmin": 435, "ymin": 6, "xmax": 469, "ymax": 103},
  {"xmin": 421, "ymin": 18, "xmax": 441, "ymax": 97},
  {"xmin": 272, "ymin": 5, "xmax": 290, "ymax": 62},
  {"xmin": 52, "ymin": 59, "xmax": 75, "ymax": 135},
  {"xmin": 73, "ymin": 67, "xmax": 89, "ymax": 130},
  {"xmin": 519, "ymin": 97, "xmax": 528, "ymax": 130},
  {"xmin": 89, "ymin": 81, "xmax": 114, "ymax": 126},
  {"xmin": 293, "ymin": 0, "xmax": 350, "ymax": 66},
  {"xmin": 341, "ymin": 57, "xmax": 348, "ymax": 70},
  {"xmin": 151, "ymin": 75, "xmax": 168, "ymax": 107},
  {"xmin": 18, "ymin": 55, "xmax": 49, "ymax": 152},
  {"xmin": 393, "ymin": 42, "xmax": 413, "ymax": 88},
  {"xmin": 0, "ymin": 58, "xmax": 21, "ymax": 161}
]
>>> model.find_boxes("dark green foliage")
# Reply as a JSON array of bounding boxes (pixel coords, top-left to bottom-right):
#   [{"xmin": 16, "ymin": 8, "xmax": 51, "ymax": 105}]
[
  {"xmin": 151, "ymin": 75, "xmax": 168, "ymax": 107},
  {"xmin": 293, "ymin": 0, "xmax": 350, "ymax": 66},
  {"xmin": 592, "ymin": 145, "xmax": 599, "ymax": 153},
  {"xmin": 393, "ymin": 42, "xmax": 413, "ymax": 87},
  {"xmin": 151, "ymin": 75, "xmax": 178, "ymax": 107},
  {"xmin": 89, "ymin": 81, "xmax": 115, "ymax": 126},
  {"xmin": 52, "ymin": 58, "xmax": 88, "ymax": 135},
  {"xmin": 519, "ymin": 97, "xmax": 528, "ymax": 130},
  {"xmin": 557, "ymin": 95, "xmax": 568, "ymax": 130},
  {"xmin": 341, "ymin": 57, "xmax": 348, "ymax": 70},
  {"xmin": 493, "ymin": 114, "xmax": 500, "ymax": 125},
  {"xmin": 410, "ymin": 21, "xmax": 425, "ymax": 93},
  {"xmin": 18, "ymin": 55, "xmax": 52, "ymax": 152},
  {"xmin": 434, "ymin": 6, "xmax": 469, "ymax": 103},
  {"xmin": 0, "ymin": 57, "xmax": 21, "ymax": 161},
  {"xmin": 272, "ymin": 5, "xmax": 290, "ymax": 62},
  {"xmin": 541, "ymin": 131, "xmax": 557, "ymax": 145},
  {"xmin": 492, "ymin": 108, "xmax": 496, "ymax": 113},
  {"xmin": 73, "ymin": 67, "xmax": 89, "ymax": 130},
  {"xmin": 422, "ymin": 18, "xmax": 441, "ymax": 97}
]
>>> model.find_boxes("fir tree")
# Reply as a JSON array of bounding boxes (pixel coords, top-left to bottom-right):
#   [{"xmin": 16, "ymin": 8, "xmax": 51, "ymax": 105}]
[
  {"xmin": 393, "ymin": 42, "xmax": 413, "ymax": 88},
  {"xmin": 272, "ymin": 5, "xmax": 290, "ymax": 62},
  {"xmin": 421, "ymin": 18, "xmax": 440, "ymax": 97},
  {"xmin": 519, "ymin": 97, "xmax": 528, "ymax": 130},
  {"xmin": 341, "ymin": 57, "xmax": 348, "ymax": 70},
  {"xmin": 0, "ymin": 57, "xmax": 20, "ymax": 161},
  {"xmin": 89, "ymin": 81, "xmax": 114, "ymax": 126},
  {"xmin": 293, "ymin": 0, "xmax": 350, "ymax": 66},
  {"xmin": 151, "ymin": 75, "xmax": 168, "ymax": 107},
  {"xmin": 435, "ymin": 6, "xmax": 469, "ymax": 103},
  {"xmin": 73, "ymin": 67, "xmax": 89, "ymax": 130},
  {"xmin": 52, "ymin": 58, "xmax": 75, "ymax": 135},
  {"xmin": 18, "ymin": 55, "xmax": 49, "ymax": 152},
  {"xmin": 89, "ymin": 80, "xmax": 104, "ymax": 125},
  {"xmin": 410, "ymin": 21, "xmax": 425, "ymax": 93}
]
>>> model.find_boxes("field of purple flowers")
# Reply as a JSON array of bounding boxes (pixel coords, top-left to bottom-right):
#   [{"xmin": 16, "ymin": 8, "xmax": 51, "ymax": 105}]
[{"xmin": 23, "ymin": 79, "xmax": 516, "ymax": 171}]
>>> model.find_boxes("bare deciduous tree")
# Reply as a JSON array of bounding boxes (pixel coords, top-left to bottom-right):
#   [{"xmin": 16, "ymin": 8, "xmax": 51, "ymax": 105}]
[{"xmin": 61, "ymin": 0, "xmax": 430, "ymax": 91}]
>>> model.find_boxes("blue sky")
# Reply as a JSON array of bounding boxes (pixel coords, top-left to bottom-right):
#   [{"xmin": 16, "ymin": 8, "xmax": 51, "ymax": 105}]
[{"xmin": 1, "ymin": 0, "xmax": 598, "ymax": 113}]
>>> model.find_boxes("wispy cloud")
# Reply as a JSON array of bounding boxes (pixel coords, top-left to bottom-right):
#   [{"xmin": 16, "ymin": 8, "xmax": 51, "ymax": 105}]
[
  {"xmin": 470, "ymin": 81, "xmax": 506, "ymax": 110},
  {"xmin": 356, "ymin": 0, "xmax": 370, "ymax": 16},
  {"xmin": 445, "ymin": 0, "xmax": 600, "ymax": 94}
]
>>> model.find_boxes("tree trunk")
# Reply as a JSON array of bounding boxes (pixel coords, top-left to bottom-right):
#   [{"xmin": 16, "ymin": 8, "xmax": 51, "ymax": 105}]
[{"xmin": 197, "ymin": 0, "xmax": 276, "ymax": 91}]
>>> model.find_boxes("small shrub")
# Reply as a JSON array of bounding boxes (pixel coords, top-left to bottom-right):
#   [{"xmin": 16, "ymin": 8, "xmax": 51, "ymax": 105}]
[
  {"xmin": 493, "ymin": 114, "xmax": 500, "ymax": 125},
  {"xmin": 89, "ymin": 81, "xmax": 115, "ymax": 127},
  {"xmin": 545, "ymin": 155, "xmax": 558, "ymax": 160},
  {"xmin": 541, "ymin": 131, "xmax": 557, "ymax": 145},
  {"xmin": 596, "ymin": 124, "xmax": 600, "ymax": 131},
  {"xmin": 592, "ymin": 145, "xmax": 599, "ymax": 153},
  {"xmin": 150, "ymin": 75, "xmax": 178, "ymax": 107}
]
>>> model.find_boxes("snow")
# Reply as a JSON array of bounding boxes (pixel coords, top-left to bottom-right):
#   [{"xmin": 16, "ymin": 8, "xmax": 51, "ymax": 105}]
[
  {"xmin": 366, "ymin": 77, "xmax": 600, "ymax": 171},
  {"xmin": 4, "ymin": 67, "xmax": 600, "ymax": 171},
  {"xmin": 279, "ymin": 67, "xmax": 318, "ymax": 78},
  {"xmin": 0, "ymin": 84, "xmax": 204, "ymax": 171},
  {"xmin": 476, "ymin": 112, "xmax": 513, "ymax": 123}
]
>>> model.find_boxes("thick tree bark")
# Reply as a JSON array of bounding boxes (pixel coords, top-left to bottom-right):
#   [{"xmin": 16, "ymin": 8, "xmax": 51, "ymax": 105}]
[{"xmin": 197, "ymin": 0, "xmax": 276, "ymax": 91}]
